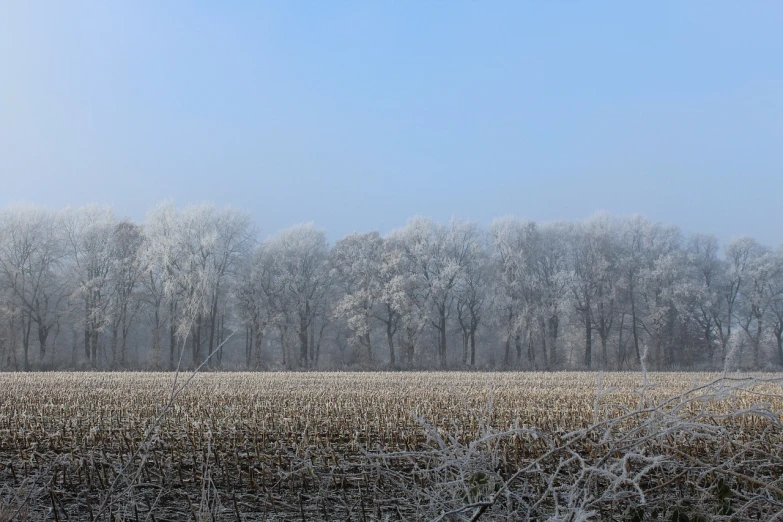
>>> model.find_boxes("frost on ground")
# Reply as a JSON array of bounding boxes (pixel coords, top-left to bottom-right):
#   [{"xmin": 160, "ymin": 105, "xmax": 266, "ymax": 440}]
[{"xmin": 0, "ymin": 371, "xmax": 781, "ymax": 521}]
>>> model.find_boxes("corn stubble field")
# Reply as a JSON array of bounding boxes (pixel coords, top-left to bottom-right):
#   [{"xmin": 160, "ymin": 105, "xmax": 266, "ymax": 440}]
[{"xmin": 1, "ymin": 372, "xmax": 782, "ymax": 521}]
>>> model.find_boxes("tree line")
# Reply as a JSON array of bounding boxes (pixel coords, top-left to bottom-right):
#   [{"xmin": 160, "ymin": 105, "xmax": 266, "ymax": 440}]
[{"xmin": 0, "ymin": 202, "xmax": 781, "ymax": 372}]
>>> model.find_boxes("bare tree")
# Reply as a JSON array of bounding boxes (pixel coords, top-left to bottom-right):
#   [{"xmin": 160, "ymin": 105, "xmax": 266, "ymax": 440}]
[
  {"xmin": 489, "ymin": 218, "xmax": 537, "ymax": 368},
  {"xmin": 770, "ymin": 248, "xmax": 783, "ymax": 367},
  {"xmin": 684, "ymin": 233, "xmax": 723, "ymax": 367},
  {"xmin": 265, "ymin": 224, "xmax": 330, "ymax": 368},
  {"xmin": 0, "ymin": 205, "xmax": 66, "ymax": 369},
  {"xmin": 107, "ymin": 221, "xmax": 145, "ymax": 367},
  {"xmin": 391, "ymin": 217, "xmax": 477, "ymax": 368},
  {"xmin": 331, "ymin": 232, "xmax": 383, "ymax": 362},
  {"xmin": 735, "ymin": 241, "xmax": 777, "ymax": 367},
  {"xmin": 717, "ymin": 237, "xmax": 757, "ymax": 364},
  {"xmin": 62, "ymin": 205, "xmax": 116, "ymax": 367},
  {"xmin": 456, "ymin": 229, "xmax": 490, "ymax": 367},
  {"xmin": 0, "ymin": 201, "xmax": 780, "ymax": 372}
]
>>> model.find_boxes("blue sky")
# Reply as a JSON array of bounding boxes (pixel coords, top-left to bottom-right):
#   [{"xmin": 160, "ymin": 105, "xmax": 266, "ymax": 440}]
[{"xmin": 1, "ymin": 2, "xmax": 782, "ymax": 245}]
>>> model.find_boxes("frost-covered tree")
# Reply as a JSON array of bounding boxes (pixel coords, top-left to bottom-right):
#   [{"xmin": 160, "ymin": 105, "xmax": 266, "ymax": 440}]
[
  {"xmin": 533, "ymin": 222, "xmax": 570, "ymax": 368},
  {"xmin": 769, "ymin": 248, "xmax": 783, "ymax": 367},
  {"xmin": 107, "ymin": 221, "xmax": 145, "ymax": 367},
  {"xmin": 331, "ymin": 232, "xmax": 384, "ymax": 362},
  {"xmin": 201, "ymin": 206, "xmax": 253, "ymax": 366},
  {"xmin": 489, "ymin": 218, "xmax": 538, "ymax": 368},
  {"xmin": 637, "ymin": 233, "xmax": 686, "ymax": 369},
  {"xmin": 144, "ymin": 202, "xmax": 186, "ymax": 369},
  {"xmin": 144, "ymin": 203, "xmax": 253, "ymax": 368},
  {"xmin": 235, "ymin": 242, "xmax": 283, "ymax": 368},
  {"xmin": 383, "ymin": 233, "xmax": 427, "ymax": 367},
  {"xmin": 615, "ymin": 216, "xmax": 680, "ymax": 369},
  {"xmin": 265, "ymin": 224, "xmax": 330, "ymax": 368},
  {"xmin": 717, "ymin": 237, "xmax": 758, "ymax": 364},
  {"xmin": 0, "ymin": 205, "xmax": 66, "ymax": 369},
  {"xmin": 735, "ymin": 241, "xmax": 778, "ymax": 367},
  {"xmin": 62, "ymin": 205, "xmax": 116, "ymax": 367},
  {"xmin": 583, "ymin": 215, "xmax": 621, "ymax": 368},
  {"xmin": 683, "ymin": 233, "xmax": 723, "ymax": 365},
  {"xmin": 1, "ymin": 201, "xmax": 782, "ymax": 372},
  {"xmin": 455, "ymin": 229, "xmax": 490, "ymax": 367},
  {"xmin": 391, "ymin": 218, "xmax": 478, "ymax": 368}
]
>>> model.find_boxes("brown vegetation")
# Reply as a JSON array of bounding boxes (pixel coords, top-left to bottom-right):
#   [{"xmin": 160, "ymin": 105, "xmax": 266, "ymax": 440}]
[{"xmin": 1, "ymin": 372, "xmax": 782, "ymax": 520}]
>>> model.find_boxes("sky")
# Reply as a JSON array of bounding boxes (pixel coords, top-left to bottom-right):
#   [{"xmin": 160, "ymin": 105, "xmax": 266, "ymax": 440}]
[{"xmin": 1, "ymin": 2, "xmax": 782, "ymax": 245}]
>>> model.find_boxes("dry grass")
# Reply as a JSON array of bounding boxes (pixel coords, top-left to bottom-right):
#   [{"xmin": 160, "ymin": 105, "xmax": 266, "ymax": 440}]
[{"xmin": 0, "ymin": 372, "xmax": 782, "ymax": 520}]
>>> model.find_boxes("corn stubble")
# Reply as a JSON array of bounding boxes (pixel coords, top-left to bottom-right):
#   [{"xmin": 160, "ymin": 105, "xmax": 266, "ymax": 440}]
[{"xmin": 0, "ymin": 372, "xmax": 781, "ymax": 521}]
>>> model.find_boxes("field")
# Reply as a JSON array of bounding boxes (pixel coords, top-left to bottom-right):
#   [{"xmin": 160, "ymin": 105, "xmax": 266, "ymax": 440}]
[{"xmin": 1, "ymin": 372, "xmax": 783, "ymax": 521}]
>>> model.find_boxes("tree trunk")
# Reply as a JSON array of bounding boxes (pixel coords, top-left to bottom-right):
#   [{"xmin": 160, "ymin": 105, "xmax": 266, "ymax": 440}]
[
  {"xmin": 9, "ymin": 310, "xmax": 19, "ymax": 371},
  {"xmin": 121, "ymin": 324, "xmax": 128, "ymax": 367},
  {"xmin": 216, "ymin": 314, "xmax": 223, "ymax": 365},
  {"xmin": 71, "ymin": 329, "xmax": 78, "ymax": 368},
  {"xmin": 595, "ymin": 292, "xmax": 612, "ymax": 370},
  {"xmin": 503, "ymin": 309, "xmax": 513, "ymax": 367},
  {"xmin": 539, "ymin": 318, "xmax": 548, "ymax": 370},
  {"xmin": 245, "ymin": 325, "xmax": 252, "ymax": 368},
  {"xmin": 37, "ymin": 323, "xmax": 49, "ymax": 364},
  {"xmin": 461, "ymin": 329, "xmax": 469, "ymax": 366},
  {"xmin": 218, "ymin": 314, "xmax": 225, "ymax": 365},
  {"xmin": 255, "ymin": 327, "xmax": 264, "ymax": 368},
  {"xmin": 438, "ymin": 306, "xmax": 447, "ymax": 369},
  {"xmin": 527, "ymin": 330, "xmax": 536, "ymax": 370},
  {"xmin": 630, "ymin": 285, "xmax": 641, "ymax": 366},
  {"xmin": 315, "ymin": 321, "xmax": 327, "ymax": 366},
  {"xmin": 723, "ymin": 302, "xmax": 734, "ymax": 366},
  {"xmin": 208, "ymin": 295, "xmax": 218, "ymax": 366},
  {"xmin": 468, "ymin": 308, "xmax": 480, "ymax": 368},
  {"xmin": 90, "ymin": 328, "xmax": 99, "ymax": 368},
  {"xmin": 386, "ymin": 320, "xmax": 396, "ymax": 367},
  {"xmin": 192, "ymin": 316, "xmax": 202, "ymax": 367},
  {"xmin": 584, "ymin": 312, "xmax": 592, "ymax": 369},
  {"xmin": 152, "ymin": 306, "xmax": 161, "ymax": 369},
  {"xmin": 364, "ymin": 331, "xmax": 372, "ymax": 362},
  {"xmin": 469, "ymin": 330, "xmax": 476, "ymax": 367},
  {"xmin": 111, "ymin": 323, "xmax": 119, "ymax": 367},
  {"xmin": 547, "ymin": 315, "xmax": 559, "ymax": 369},
  {"xmin": 667, "ymin": 310, "xmax": 677, "ymax": 368},
  {"xmin": 280, "ymin": 325, "xmax": 288, "ymax": 367},
  {"xmin": 404, "ymin": 326, "xmax": 415, "ymax": 367},
  {"xmin": 617, "ymin": 313, "xmax": 626, "ymax": 369},
  {"xmin": 84, "ymin": 301, "xmax": 91, "ymax": 362},
  {"xmin": 22, "ymin": 312, "xmax": 32, "ymax": 372},
  {"xmin": 299, "ymin": 316, "xmax": 308, "ymax": 368},
  {"xmin": 169, "ymin": 301, "xmax": 176, "ymax": 370},
  {"xmin": 753, "ymin": 312, "xmax": 763, "ymax": 368}
]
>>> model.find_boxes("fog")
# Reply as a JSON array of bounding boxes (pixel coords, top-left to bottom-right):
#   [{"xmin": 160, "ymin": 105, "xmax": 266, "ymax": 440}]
[{"xmin": 1, "ymin": 202, "xmax": 780, "ymax": 372}]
